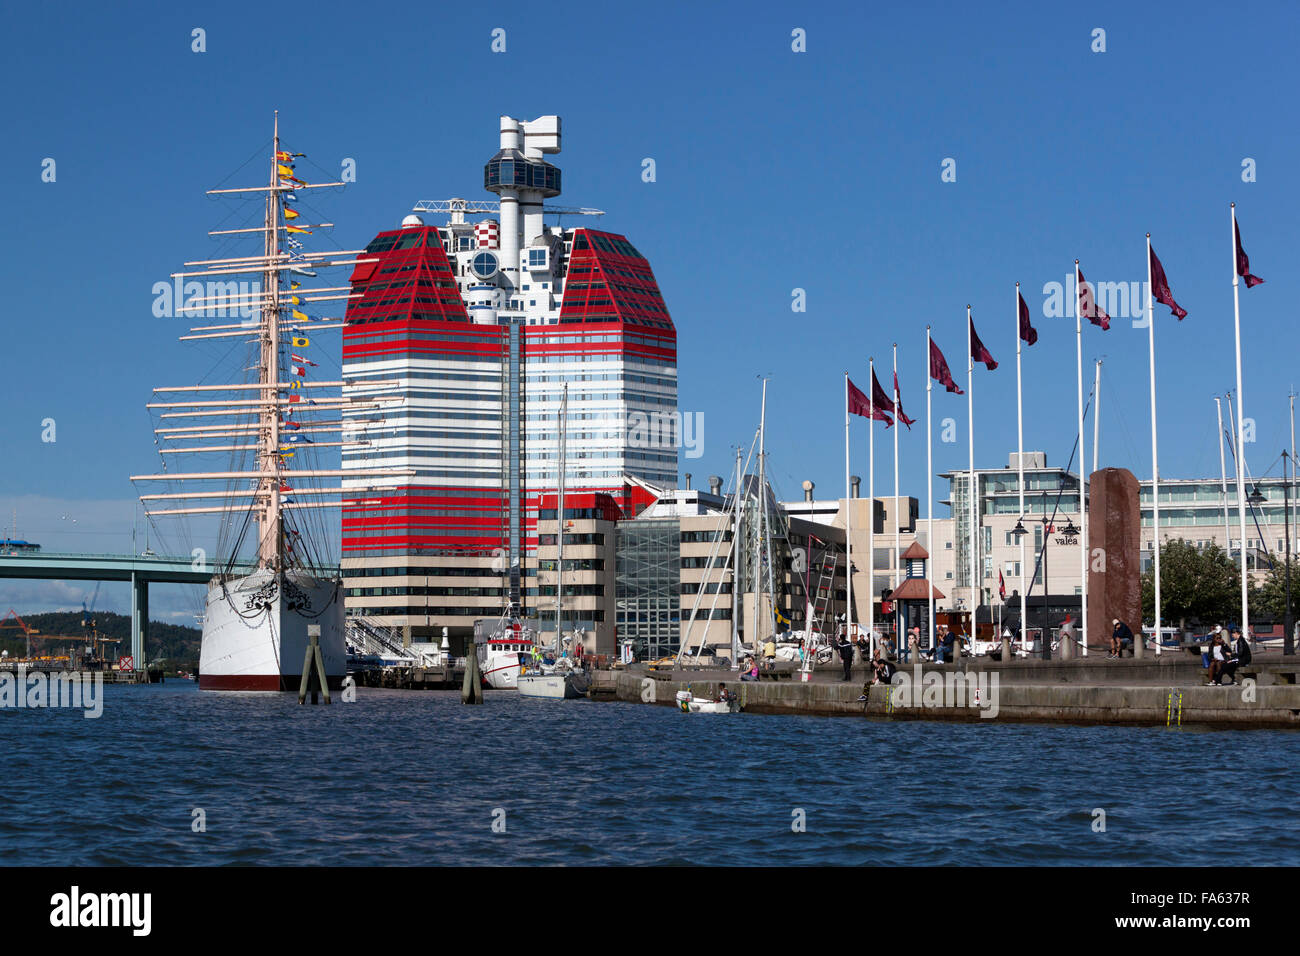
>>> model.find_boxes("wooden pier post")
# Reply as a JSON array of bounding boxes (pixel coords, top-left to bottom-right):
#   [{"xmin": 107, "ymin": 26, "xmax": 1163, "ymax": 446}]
[
  {"xmin": 298, "ymin": 625, "xmax": 332, "ymax": 705},
  {"xmin": 462, "ymin": 640, "xmax": 483, "ymax": 704}
]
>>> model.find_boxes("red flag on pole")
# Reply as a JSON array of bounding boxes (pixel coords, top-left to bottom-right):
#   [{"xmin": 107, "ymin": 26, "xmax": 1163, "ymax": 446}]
[
  {"xmin": 998, "ymin": 568, "xmax": 1006, "ymax": 601},
  {"xmin": 969, "ymin": 316, "xmax": 998, "ymax": 370},
  {"xmin": 893, "ymin": 371, "xmax": 916, "ymax": 428},
  {"xmin": 1148, "ymin": 244, "xmax": 1188, "ymax": 319},
  {"xmin": 1234, "ymin": 217, "xmax": 1265, "ymax": 288},
  {"xmin": 928, "ymin": 339, "xmax": 964, "ymax": 394},
  {"xmin": 1076, "ymin": 265, "xmax": 1111, "ymax": 330},
  {"xmin": 847, "ymin": 376, "xmax": 893, "ymax": 424},
  {"xmin": 871, "ymin": 369, "xmax": 897, "ymax": 417},
  {"xmin": 1018, "ymin": 290, "xmax": 1038, "ymax": 346}
]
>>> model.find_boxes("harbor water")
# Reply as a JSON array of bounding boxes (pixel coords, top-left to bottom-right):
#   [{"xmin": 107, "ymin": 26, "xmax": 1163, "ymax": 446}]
[{"xmin": 3, "ymin": 682, "xmax": 1297, "ymax": 866}]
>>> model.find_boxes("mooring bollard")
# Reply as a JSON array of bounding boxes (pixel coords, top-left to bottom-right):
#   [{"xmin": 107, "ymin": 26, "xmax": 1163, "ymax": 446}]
[
  {"xmin": 1133, "ymin": 634, "xmax": 1145, "ymax": 660},
  {"xmin": 1001, "ymin": 638, "xmax": 1013, "ymax": 663}
]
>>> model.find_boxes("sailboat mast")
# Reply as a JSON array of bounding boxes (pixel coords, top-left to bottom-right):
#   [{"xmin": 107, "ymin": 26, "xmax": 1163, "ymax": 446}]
[
  {"xmin": 259, "ymin": 113, "xmax": 284, "ymax": 569},
  {"xmin": 555, "ymin": 383, "xmax": 567, "ymax": 653}
]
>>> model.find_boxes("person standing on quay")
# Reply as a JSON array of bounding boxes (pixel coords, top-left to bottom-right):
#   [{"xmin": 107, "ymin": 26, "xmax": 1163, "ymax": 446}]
[{"xmin": 836, "ymin": 631, "xmax": 855, "ymax": 681}]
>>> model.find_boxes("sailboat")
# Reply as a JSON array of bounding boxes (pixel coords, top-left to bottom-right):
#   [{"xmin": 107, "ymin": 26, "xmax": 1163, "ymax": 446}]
[
  {"xmin": 518, "ymin": 384, "xmax": 588, "ymax": 700},
  {"xmin": 132, "ymin": 116, "xmax": 410, "ymax": 691}
]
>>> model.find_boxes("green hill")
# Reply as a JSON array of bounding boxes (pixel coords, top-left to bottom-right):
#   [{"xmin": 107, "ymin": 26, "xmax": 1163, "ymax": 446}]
[{"xmin": 0, "ymin": 611, "xmax": 201, "ymax": 669}]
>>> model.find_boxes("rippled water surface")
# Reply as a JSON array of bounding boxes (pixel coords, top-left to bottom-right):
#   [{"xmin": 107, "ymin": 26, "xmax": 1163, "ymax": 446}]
[{"xmin": 2, "ymin": 682, "xmax": 1296, "ymax": 865}]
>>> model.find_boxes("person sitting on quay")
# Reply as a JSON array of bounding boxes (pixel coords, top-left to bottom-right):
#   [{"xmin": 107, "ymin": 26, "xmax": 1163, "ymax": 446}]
[
  {"xmin": 740, "ymin": 656, "xmax": 760, "ymax": 681},
  {"xmin": 1234, "ymin": 626, "xmax": 1253, "ymax": 669},
  {"xmin": 1207, "ymin": 633, "xmax": 1239, "ymax": 685},
  {"xmin": 1109, "ymin": 618, "xmax": 1135, "ymax": 659},
  {"xmin": 870, "ymin": 646, "xmax": 896, "ymax": 685}
]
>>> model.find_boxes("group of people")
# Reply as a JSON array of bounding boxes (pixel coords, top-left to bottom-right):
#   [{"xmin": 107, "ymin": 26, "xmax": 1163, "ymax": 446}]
[{"xmin": 1206, "ymin": 626, "xmax": 1251, "ymax": 685}]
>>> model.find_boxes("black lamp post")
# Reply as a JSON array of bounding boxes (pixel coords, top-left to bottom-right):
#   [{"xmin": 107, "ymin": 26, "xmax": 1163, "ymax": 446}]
[{"xmin": 1246, "ymin": 483, "xmax": 1268, "ymax": 653}]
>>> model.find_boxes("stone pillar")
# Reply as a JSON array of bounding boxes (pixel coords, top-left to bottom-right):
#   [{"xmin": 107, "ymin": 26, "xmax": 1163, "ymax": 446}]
[
  {"xmin": 1087, "ymin": 468, "xmax": 1141, "ymax": 652},
  {"xmin": 130, "ymin": 572, "xmax": 149, "ymax": 670}
]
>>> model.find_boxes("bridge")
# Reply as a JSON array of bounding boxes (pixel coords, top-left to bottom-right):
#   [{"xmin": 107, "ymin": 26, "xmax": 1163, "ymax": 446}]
[{"xmin": 0, "ymin": 551, "xmax": 259, "ymax": 669}]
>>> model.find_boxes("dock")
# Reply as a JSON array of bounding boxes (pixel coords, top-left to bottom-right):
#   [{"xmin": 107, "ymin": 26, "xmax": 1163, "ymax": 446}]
[{"xmin": 592, "ymin": 656, "xmax": 1300, "ymax": 728}]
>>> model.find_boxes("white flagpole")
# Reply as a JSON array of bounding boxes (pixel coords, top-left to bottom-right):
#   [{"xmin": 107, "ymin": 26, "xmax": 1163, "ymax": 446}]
[
  {"xmin": 1216, "ymin": 396, "xmax": 1231, "ymax": 561},
  {"xmin": 966, "ymin": 306, "xmax": 977, "ymax": 637},
  {"xmin": 844, "ymin": 371, "xmax": 853, "ymax": 640},
  {"xmin": 1015, "ymin": 284, "xmax": 1027, "ymax": 655},
  {"xmin": 1093, "ymin": 360, "xmax": 1102, "ymax": 475},
  {"xmin": 892, "ymin": 343, "xmax": 901, "ymax": 644},
  {"xmin": 868, "ymin": 357, "xmax": 876, "ymax": 654},
  {"xmin": 1074, "ymin": 261, "xmax": 1089, "ymax": 656},
  {"xmin": 1231, "ymin": 204, "xmax": 1250, "ymax": 643},
  {"xmin": 1145, "ymin": 239, "xmax": 1162, "ymax": 654},
  {"xmin": 926, "ymin": 327, "xmax": 935, "ymax": 651}
]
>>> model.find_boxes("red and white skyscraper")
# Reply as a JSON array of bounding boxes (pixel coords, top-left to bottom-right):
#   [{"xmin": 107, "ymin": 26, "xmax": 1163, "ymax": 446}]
[{"xmin": 340, "ymin": 115, "xmax": 677, "ymax": 647}]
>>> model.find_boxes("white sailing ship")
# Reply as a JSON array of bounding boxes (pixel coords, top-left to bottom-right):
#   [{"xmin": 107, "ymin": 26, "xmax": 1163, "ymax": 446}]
[{"xmin": 132, "ymin": 116, "xmax": 409, "ymax": 691}]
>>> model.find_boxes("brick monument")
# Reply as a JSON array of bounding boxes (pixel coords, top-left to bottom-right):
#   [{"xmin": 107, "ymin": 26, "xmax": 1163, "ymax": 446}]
[{"xmin": 1086, "ymin": 467, "xmax": 1142, "ymax": 650}]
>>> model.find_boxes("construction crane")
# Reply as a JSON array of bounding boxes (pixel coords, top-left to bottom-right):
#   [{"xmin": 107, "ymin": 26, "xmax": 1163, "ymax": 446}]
[{"xmin": 0, "ymin": 608, "xmax": 39, "ymax": 658}]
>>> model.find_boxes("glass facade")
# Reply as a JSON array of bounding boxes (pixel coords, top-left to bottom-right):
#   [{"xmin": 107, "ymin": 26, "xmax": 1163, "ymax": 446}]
[{"xmin": 615, "ymin": 519, "xmax": 681, "ymax": 660}]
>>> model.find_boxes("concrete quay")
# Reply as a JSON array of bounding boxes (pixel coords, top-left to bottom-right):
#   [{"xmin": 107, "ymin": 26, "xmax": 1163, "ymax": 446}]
[{"xmin": 592, "ymin": 657, "xmax": 1300, "ymax": 728}]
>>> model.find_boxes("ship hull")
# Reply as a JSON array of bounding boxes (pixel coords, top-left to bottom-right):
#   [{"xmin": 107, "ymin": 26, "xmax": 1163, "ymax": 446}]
[{"xmin": 198, "ymin": 569, "xmax": 346, "ymax": 692}]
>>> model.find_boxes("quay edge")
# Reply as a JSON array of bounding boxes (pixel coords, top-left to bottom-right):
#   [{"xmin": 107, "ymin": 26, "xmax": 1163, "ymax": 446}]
[{"xmin": 597, "ymin": 669, "xmax": 1300, "ymax": 729}]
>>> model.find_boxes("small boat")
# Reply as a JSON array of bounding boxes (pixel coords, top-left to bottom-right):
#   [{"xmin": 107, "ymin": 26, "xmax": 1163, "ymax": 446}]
[
  {"xmin": 474, "ymin": 607, "xmax": 536, "ymax": 690},
  {"xmin": 517, "ymin": 665, "xmax": 588, "ymax": 700},
  {"xmin": 675, "ymin": 689, "xmax": 740, "ymax": 714}
]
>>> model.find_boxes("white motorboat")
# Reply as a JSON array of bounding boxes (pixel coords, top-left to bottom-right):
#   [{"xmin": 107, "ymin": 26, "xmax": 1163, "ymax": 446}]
[
  {"xmin": 675, "ymin": 689, "xmax": 740, "ymax": 714},
  {"xmin": 474, "ymin": 608, "xmax": 536, "ymax": 690}
]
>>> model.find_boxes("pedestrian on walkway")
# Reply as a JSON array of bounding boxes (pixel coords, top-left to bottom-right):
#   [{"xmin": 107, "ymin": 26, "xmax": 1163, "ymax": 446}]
[{"xmin": 835, "ymin": 632, "xmax": 855, "ymax": 681}]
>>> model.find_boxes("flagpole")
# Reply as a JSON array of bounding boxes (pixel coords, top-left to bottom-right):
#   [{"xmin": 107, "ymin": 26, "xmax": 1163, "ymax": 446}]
[
  {"xmin": 926, "ymin": 327, "xmax": 935, "ymax": 652},
  {"xmin": 1216, "ymin": 396, "xmax": 1230, "ymax": 562},
  {"xmin": 892, "ymin": 343, "xmax": 901, "ymax": 645},
  {"xmin": 1231, "ymin": 204, "xmax": 1250, "ymax": 644},
  {"xmin": 844, "ymin": 371, "xmax": 853, "ymax": 641},
  {"xmin": 966, "ymin": 306, "xmax": 977, "ymax": 637},
  {"xmin": 1074, "ymin": 261, "xmax": 1089, "ymax": 657},
  {"xmin": 1143, "ymin": 240, "xmax": 1162, "ymax": 655},
  {"xmin": 1015, "ymin": 283, "xmax": 1027, "ymax": 656},
  {"xmin": 868, "ymin": 356, "xmax": 876, "ymax": 654}
]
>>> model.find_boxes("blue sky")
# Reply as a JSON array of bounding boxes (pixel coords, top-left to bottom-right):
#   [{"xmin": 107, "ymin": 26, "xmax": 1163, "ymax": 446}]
[{"xmin": 2, "ymin": 0, "xmax": 1298, "ymax": 616}]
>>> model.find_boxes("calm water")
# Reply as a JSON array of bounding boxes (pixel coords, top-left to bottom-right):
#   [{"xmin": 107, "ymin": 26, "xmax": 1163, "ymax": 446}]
[{"xmin": 2, "ymin": 681, "xmax": 1296, "ymax": 866}]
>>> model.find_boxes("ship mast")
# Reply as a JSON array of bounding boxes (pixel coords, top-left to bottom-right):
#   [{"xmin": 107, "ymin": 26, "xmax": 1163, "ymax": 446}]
[{"xmin": 260, "ymin": 113, "xmax": 284, "ymax": 569}]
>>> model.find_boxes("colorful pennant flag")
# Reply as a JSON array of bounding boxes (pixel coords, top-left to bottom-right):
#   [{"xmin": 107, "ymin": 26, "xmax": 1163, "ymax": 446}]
[
  {"xmin": 284, "ymin": 207, "xmax": 300, "ymax": 220},
  {"xmin": 290, "ymin": 365, "xmax": 306, "ymax": 377},
  {"xmin": 291, "ymin": 354, "xmax": 316, "ymax": 366},
  {"xmin": 292, "ymin": 309, "xmax": 309, "ymax": 322},
  {"xmin": 928, "ymin": 339, "xmax": 964, "ymax": 394},
  {"xmin": 292, "ymin": 336, "xmax": 310, "ymax": 348},
  {"xmin": 1148, "ymin": 244, "xmax": 1188, "ymax": 320},
  {"xmin": 286, "ymin": 225, "xmax": 311, "ymax": 235}
]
